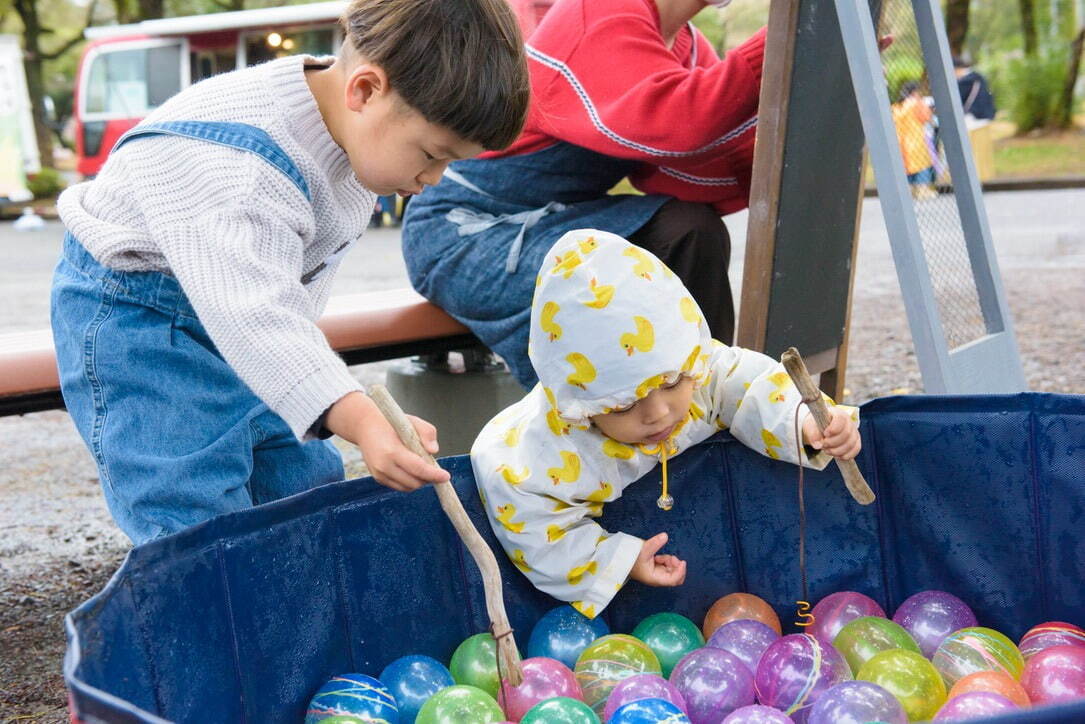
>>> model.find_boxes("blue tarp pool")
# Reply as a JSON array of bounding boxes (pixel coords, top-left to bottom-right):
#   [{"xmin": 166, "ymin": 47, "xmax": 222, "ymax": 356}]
[{"xmin": 64, "ymin": 393, "xmax": 1085, "ymax": 722}]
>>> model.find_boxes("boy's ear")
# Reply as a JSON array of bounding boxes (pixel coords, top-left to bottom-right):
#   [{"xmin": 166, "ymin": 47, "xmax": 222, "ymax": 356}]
[{"xmin": 344, "ymin": 64, "xmax": 390, "ymax": 113}]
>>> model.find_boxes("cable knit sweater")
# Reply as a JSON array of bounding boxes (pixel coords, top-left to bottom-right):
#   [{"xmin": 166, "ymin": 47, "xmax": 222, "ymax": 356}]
[{"xmin": 58, "ymin": 55, "xmax": 375, "ymax": 440}]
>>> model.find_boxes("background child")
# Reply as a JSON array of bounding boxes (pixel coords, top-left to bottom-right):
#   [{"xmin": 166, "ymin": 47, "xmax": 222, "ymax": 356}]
[
  {"xmin": 892, "ymin": 81, "xmax": 938, "ymax": 200},
  {"xmin": 472, "ymin": 229, "xmax": 860, "ymax": 618},
  {"xmin": 51, "ymin": 0, "xmax": 529, "ymax": 544}
]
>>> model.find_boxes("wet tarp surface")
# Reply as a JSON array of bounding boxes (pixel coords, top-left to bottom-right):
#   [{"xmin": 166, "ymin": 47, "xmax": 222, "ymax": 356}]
[{"xmin": 65, "ymin": 393, "xmax": 1085, "ymax": 723}]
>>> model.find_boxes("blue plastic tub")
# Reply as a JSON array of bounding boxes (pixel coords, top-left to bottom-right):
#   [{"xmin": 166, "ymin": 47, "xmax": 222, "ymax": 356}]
[{"xmin": 65, "ymin": 393, "xmax": 1085, "ymax": 723}]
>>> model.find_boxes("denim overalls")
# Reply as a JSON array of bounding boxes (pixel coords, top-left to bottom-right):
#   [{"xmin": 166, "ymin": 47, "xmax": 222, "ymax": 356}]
[
  {"xmin": 401, "ymin": 141, "xmax": 670, "ymax": 388},
  {"xmin": 51, "ymin": 122, "xmax": 343, "ymax": 545}
]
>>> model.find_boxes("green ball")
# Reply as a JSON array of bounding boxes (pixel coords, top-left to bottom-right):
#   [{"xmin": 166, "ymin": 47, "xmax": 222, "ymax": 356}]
[
  {"xmin": 631, "ymin": 612, "xmax": 706, "ymax": 678},
  {"xmin": 832, "ymin": 616, "xmax": 922, "ymax": 674},
  {"xmin": 857, "ymin": 648, "xmax": 947, "ymax": 721},
  {"xmin": 574, "ymin": 634, "xmax": 662, "ymax": 715},
  {"xmin": 520, "ymin": 696, "xmax": 601, "ymax": 723},
  {"xmin": 414, "ymin": 685, "xmax": 504, "ymax": 724},
  {"xmin": 449, "ymin": 633, "xmax": 501, "ymax": 698},
  {"xmin": 931, "ymin": 626, "xmax": 1025, "ymax": 687}
]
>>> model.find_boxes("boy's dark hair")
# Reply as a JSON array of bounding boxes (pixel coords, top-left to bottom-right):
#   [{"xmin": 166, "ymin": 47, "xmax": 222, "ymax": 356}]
[
  {"xmin": 341, "ymin": 0, "xmax": 530, "ymax": 151},
  {"xmin": 898, "ymin": 81, "xmax": 920, "ymax": 102}
]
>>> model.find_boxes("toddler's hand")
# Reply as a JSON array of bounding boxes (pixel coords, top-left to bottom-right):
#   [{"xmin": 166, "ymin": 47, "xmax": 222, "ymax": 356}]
[
  {"xmin": 802, "ymin": 406, "xmax": 861, "ymax": 460},
  {"xmin": 327, "ymin": 391, "xmax": 451, "ymax": 491},
  {"xmin": 629, "ymin": 532, "xmax": 686, "ymax": 587}
]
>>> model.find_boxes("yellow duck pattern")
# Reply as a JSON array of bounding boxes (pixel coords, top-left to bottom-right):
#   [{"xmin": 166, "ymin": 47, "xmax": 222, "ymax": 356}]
[
  {"xmin": 620, "ymin": 316, "xmax": 655, "ymax": 356},
  {"xmin": 472, "ymin": 229, "xmax": 857, "ymax": 618}
]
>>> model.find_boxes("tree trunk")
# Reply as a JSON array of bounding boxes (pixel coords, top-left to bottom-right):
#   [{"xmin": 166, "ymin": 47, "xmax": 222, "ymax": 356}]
[
  {"xmin": 13, "ymin": 0, "xmax": 54, "ymax": 171},
  {"xmin": 137, "ymin": 0, "xmax": 164, "ymax": 20},
  {"xmin": 1055, "ymin": 27, "xmax": 1085, "ymax": 128},
  {"xmin": 1018, "ymin": 0, "xmax": 1038, "ymax": 55},
  {"xmin": 945, "ymin": 0, "xmax": 971, "ymax": 57}
]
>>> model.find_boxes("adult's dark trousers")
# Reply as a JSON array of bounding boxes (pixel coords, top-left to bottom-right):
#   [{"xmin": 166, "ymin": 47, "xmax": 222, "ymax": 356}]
[{"xmin": 628, "ymin": 198, "xmax": 735, "ymax": 345}]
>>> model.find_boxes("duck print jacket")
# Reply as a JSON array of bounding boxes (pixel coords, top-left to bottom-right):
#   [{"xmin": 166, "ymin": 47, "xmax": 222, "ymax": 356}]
[{"xmin": 470, "ymin": 229, "xmax": 856, "ymax": 618}]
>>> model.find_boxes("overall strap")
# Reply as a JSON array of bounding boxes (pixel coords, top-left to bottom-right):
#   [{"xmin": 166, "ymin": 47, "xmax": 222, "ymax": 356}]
[{"xmin": 112, "ymin": 121, "xmax": 310, "ymax": 201}]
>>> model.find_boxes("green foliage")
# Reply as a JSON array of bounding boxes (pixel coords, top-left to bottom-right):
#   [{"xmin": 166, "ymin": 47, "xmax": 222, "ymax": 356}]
[
  {"xmin": 883, "ymin": 55, "xmax": 925, "ymax": 101},
  {"xmin": 26, "ymin": 167, "xmax": 66, "ymax": 199},
  {"xmin": 996, "ymin": 44, "xmax": 1075, "ymax": 132}
]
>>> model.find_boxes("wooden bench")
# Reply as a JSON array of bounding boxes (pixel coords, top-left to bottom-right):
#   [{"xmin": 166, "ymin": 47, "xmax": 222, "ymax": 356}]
[{"xmin": 0, "ymin": 288, "xmax": 481, "ymax": 417}]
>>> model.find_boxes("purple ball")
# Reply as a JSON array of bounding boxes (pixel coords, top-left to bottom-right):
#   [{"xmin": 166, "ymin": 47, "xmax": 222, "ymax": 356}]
[
  {"xmin": 670, "ymin": 647, "xmax": 755, "ymax": 724},
  {"xmin": 603, "ymin": 673, "xmax": 688, "ymax": 721},
  {"xmin": 892, "ymin": 590, "xmax": 978, "ymax": 658},
  {"xmin": 809, "ymin": 592, "xmax": 886, "ymax": 644},
  {"xmin": 707, "ymin": 620, "xmax": 781, "ymax": 676},
  {"xmin": 806, "ymin": 681, "xmax": 907, "ymax": 724},
  {"xmin": 934, "ymin": 691, "xmax": 1018, "ymax": 720},
  {"xmin": 754, "ymin": 634, "xmax": 852, "ymax": 720},
  {"xmin": 722, "ymin": 704, "xmax": 794, "ymax": 723}
]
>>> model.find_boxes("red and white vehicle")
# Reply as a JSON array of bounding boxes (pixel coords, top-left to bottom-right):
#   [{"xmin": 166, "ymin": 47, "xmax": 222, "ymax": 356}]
[
  {"xmin": 73, "ymin": 2, "xmax": 346, "ymax": 177},
  {"xmin": 73, "ymin": 0, "xmax": 555, "ymax": 178}
]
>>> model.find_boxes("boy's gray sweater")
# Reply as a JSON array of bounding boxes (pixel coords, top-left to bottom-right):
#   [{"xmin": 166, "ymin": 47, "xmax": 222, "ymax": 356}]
[{"xmin": 58, "ymin": 55, "xmax": 375, "ymax": 439}]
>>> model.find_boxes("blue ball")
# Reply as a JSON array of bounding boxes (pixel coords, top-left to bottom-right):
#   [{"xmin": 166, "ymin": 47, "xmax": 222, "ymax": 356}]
[
  {"xmin": 527, "ymin": 605, "xmax": 610, "ymax": 670},
  {"xmin": 609, "ymin": 697, "xmax": 691, "ymax": 723},
  {"xmin": 305, "ymin": 673, "xmax": 399, "ymax": 723},
  {"xmin": 379, "ymin": 654, "xmax": 455, "ymax": 723}
]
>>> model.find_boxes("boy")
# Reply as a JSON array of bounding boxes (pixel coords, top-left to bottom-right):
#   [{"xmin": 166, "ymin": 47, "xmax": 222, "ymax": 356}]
[
  {"xmin": 472, "ymin": 230, "xmax": 860, "ymax": 618},
  {"xmin": 51, "ymin": 0, "xmax": 529, "ymax": 544}
]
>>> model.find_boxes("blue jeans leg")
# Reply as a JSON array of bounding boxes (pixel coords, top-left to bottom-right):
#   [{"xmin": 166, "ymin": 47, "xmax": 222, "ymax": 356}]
[{"xmin": 51, "ymin": 239, "xmax": 343, "ymax": 544}]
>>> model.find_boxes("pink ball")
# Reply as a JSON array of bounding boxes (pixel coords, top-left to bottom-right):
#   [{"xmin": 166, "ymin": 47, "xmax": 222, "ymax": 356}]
[
  {"xmin": 722, "ymin": 704, "xmax": 794, "ymax": 722},
  {"xmin": 602, "ymin": 673, "xmax": 687, "ymax": 721},
  {"xmin": 1021, "ymin": 645, "xmax": 1085, "ymax": 706},
  {"xmin": 809, "ymin": 591, "xmax": 886, "ymax": 644},
  {"xmin": 934, "ymin": 691, "xmax": 1017, "ymax": 720},
  {"xmin": 498, "ymin": 657, "xmax": 582, "ymax": 721},
  {"xmin": 1019, "ymin": 621, "xmax": 1085, "ymax": 660}
]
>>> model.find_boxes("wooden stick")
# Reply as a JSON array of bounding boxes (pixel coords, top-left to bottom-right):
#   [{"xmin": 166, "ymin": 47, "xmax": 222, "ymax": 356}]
[
  {"xmin": 367, "ymin": 384, "xmax": 523, "ymax": 685},
  {"xmin": 781, "ymin": 348, "xmax": 876, "ymax": 505}
]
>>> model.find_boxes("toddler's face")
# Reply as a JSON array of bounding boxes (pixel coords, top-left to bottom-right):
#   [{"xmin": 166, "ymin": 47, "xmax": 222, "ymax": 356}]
[
  {"xmin": 342, "ymin": 88, "xmax": 483, "ymax": 197},
  {"xmin": 590, "ymin": 377, "xmax": 695, "ymax": 445}
]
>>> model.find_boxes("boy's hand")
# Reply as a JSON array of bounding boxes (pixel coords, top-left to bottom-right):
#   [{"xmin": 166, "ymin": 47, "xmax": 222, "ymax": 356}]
[
  {"xmin": 326, "ymin": 391, "xmax": 451, "ymax": 491},
  {"xmin": 802, "ymin": 406, "xmax": 861, "ymax": 460},
  {"xmin": 629, "ymin": 532, "xmax": 686, "ymax": 587}
]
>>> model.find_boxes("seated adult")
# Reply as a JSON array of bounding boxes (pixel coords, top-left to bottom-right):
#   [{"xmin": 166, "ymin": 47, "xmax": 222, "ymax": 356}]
[{"xmin": 403, "ymin": 0, "xmax": 763, "ymax": 388}]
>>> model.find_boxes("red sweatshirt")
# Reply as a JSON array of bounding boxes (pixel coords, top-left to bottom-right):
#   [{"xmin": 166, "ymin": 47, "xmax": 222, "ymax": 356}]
[{"xmin": 484, "ymin": 0, "xmax": 766, "ymax": 215}]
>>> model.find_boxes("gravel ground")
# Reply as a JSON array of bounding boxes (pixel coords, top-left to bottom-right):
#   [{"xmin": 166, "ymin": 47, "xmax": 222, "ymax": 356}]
[{"xmin": 1, "ymin": 190, "xmax": 1083, "ymax": 722}]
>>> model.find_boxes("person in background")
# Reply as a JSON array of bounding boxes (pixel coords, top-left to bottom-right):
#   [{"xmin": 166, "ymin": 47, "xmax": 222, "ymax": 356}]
[
  {"xmin": 953, "ymin": 55, "xmax": 996, "ymax": 122},
  {"xmin": 892, "ymin": 81, "xmax": 937, "ymax": 201}
]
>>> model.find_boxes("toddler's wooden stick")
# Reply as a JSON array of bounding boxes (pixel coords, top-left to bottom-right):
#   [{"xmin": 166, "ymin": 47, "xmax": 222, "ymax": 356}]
[
  {"xmin": 781, "ymin": 348, "xmax": 875, "ymax": 505},
  {"xmin": 367, "ymin": 384, "xmax": 523, "ymax": 685}
]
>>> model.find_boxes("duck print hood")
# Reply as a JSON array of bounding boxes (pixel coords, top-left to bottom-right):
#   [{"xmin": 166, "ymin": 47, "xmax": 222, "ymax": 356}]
[{"xmin": 528, "ymin": 229, "xmax": 712, "ymax": 425}]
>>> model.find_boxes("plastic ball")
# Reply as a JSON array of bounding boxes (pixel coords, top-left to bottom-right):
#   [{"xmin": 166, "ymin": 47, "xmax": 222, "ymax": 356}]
[
  {"xmin": 933, "ymin": 691, "xmax": 1017, "ymax": 719},
  {"xmin": 1020, "ymin": 644, "xmax": 1085, "ymax": 705},
  {"xmin": 670, "ymin": 647, "xmax": 755, "ymax": 723},
  {"xmin": 380, "ymin": 655, "xmax": 455, "ymax": 724},
  {"xmin": 1019, "ymin": 621, "xmax": 1085, "ymax": 660},
  {"xmin": 520, "ymin": 696, "xmax": 600, "ymax": 723},
  {"xmin": 720, "ymin": 704, "xmax": 794, "ymax": 723},
  {"xmin": 527, "ymin": 605, "xmax": 610, "ymax": 670},
  {"xmin": 632, "ymin": 612, "xmax": 705, "ymax": 678},
  {"xmin": 497, "ymin": 657, "xmax": 581, "ymax": 721},
  {"xmin": 305, "ymin": 673, "xmax": 400, "ymax": 724},
  {"xmin": 414, "ymin": 685, "xmax": 504, "ymax": 724},
  {"xmin": 450, "ymin": 633, "xmax": 504, "ymax": 698},
  {"xmin": 932, "ymin": 627, "xmax": 1025, "ymax": 687},
  {"xmin": 574, "ymin": 634, "xmax": 661, "ymax": 715},
  {"xmin": 754, "ymin": 634, "xmax": 851, "ymax": 719},
  {"xmin": 947, "ymin": 670, "xmax": 1031, "ymax": 708},
  {"xmin": 857, "ymin": 648, "xmax": 947, "ymax": 721},
  {"xmin": 832, "ymin": 616, "xmax": 921, "ymax": 675},
  {"xmin": 706, "ymin": 619, "xmax": 780, "ymax": 676},
  {"xmin": 602, "ymin": 673, "xmax": 688, "ymax": 721},
  {"xmin": 806, "ymin": 680, "xmax": 907, "ymax": 724},
  {"xmin": 703, "ymin": 593, "xmax": 782, "ymax": 639},
  {"xmin": 892, "ymin": 590, "xmax": 977, "ymax": 658},
  {"xmin": 809, "ymin": 591, "xmax": 886, "ymax": 645},
  {"xmin": 609, "ymin": 697, "xmax": 691, "ymax": 724}
]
